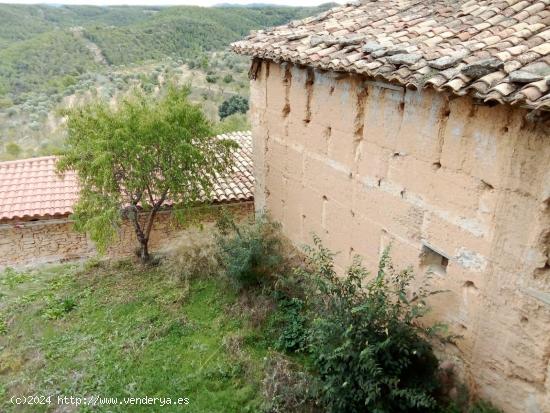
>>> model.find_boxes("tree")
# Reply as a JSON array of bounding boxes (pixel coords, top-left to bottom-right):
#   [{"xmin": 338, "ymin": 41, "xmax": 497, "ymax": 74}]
[
  {"xmin": 57, "ymin": 86, "xmax": 237, "ymax": 263},
  {"xmin": 218, "ymin": 95, "xmax": 249, "ymax": 120}
]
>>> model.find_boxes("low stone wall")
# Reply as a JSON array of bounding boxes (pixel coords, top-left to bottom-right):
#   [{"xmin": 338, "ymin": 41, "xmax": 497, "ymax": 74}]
[{"xmin": 0, "ymin": 202, "xmax": 253, "ymax": 269}]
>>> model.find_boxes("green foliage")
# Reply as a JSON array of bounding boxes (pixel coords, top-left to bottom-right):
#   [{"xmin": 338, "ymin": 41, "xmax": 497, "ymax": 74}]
[
  {"xmin": 4, "ymin": 142, "xmax": 22, "ymax": 157},
  {"xmin": 42, "ymin": 296, "xmax": 77, "ymax": 320},
  {"xmin": 0, "ymin": 3, "xmax": 336, "ymax": 103},
  {"xmin": 271, "ymin": 296, "xmax": 308, "ymax": 353},
  {"xmin": 0, "ymin": 29, "xmax": 99, "ymax": 97},
  {"xmin": 0, "ymin": 267, "xmax": 30, "ymax": 288},
  {"xmin": 219, "ymin": 95, "xmax": 249, "ymax": 119},
  {"xmin": 223, "ymin": 74, "xmax": 234, "ymax": 83},
  {"xmin": 216, "ymin": 213, "xmax": 285, "ymax": 290},
  {"xmin": 57, "ymin": 85, "xmax": 237, "ymax": 260},
  {"xmin": 206, "ymin": 74, "xmax": 219, "ymax": 84},
  {"xmin": 302, "ymin": 236, "xmax": 443, "ymax": 413},
  {"xmin": 0, "ymin": 314, "xmax": 7, "ymax": 335}
]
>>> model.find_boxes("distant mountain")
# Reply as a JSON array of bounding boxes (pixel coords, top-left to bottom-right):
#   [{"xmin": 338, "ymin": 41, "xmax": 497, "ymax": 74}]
[{"xmin": 0, "ymin": 3, "xmax": 335, "ymax": 101}]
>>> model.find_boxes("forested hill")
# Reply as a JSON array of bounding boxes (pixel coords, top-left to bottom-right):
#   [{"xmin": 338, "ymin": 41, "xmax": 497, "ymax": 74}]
[{"xmin": 0, "ymin": 3, "xmax": 336, "ymax": 100}]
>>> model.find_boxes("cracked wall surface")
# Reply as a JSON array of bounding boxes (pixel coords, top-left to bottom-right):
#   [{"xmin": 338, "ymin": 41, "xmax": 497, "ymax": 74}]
[{"xmin": 250, "ymin": 60, "xmax": 550, "ymax": 413}]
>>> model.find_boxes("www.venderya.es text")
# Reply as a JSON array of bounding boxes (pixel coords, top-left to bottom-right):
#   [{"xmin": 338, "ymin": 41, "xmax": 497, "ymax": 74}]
[{"xmin": 10, "ymin": 395, "xmax": 190, "ymax": 407}]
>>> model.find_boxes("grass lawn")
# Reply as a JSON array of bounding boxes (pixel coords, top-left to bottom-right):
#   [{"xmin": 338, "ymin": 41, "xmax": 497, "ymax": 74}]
[{"xmin": 0, "ymin": 260, "xmax": 270, "ymax": 412}]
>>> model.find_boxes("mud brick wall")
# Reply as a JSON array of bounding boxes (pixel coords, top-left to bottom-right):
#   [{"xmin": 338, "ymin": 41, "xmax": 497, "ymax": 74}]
[
  {"xmin": 250, "ymin": 60, "xmax": 550, "ymax": 413},
  {"xmin": 0, "ymin": 203, "xmax": 253, "ymax": 269}
]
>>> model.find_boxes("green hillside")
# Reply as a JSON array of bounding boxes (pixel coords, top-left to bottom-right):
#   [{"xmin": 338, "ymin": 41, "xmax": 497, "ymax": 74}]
[
  {"xmin": 0, "ymin": 3, "xmax": 337, "ymax": 160},
  {"xmin": 0, "ymin": 3, "xmax": 336, "ymax": 99},
  {"xmin": 0, "ymin": 30, "xmax": 99, "ymax": 100}
]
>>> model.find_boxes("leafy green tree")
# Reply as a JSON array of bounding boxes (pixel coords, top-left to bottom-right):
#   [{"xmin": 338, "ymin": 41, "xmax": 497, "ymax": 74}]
[
  {"xmin": 218, "ymin": 95, "xmax": 249, "ymax": 120},
  {"xmin": 57, "ymin": 86, "xmax": 237, "ymax": 262}
]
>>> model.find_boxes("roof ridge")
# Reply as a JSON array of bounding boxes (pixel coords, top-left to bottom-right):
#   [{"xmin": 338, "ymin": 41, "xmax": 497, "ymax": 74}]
[
  {"xmin": 0, "ymin": 155, "xmax": 58, "ymax": 167},
  {"xmin": 232, "ymin": 0, "xmax": 550, "ymax": 111}
]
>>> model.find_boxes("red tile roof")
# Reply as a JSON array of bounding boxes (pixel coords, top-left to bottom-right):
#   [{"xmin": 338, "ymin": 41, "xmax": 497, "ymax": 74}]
[
  {"xmin": 232, "ymin": 0, "xmax": 550, "ymax": 111},
  {"xmin": 0, "ymin": 131, "xmax": 254, "ymax": 222}
]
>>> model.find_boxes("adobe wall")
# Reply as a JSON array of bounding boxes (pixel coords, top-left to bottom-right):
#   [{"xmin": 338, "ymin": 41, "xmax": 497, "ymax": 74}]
[
  {"xmin": 250, "ymin": 60, "xmax": 550, "ymax": 412},
  {"xmin": 0, "ymin": 202, "xmax": 253, "ymax": 269}
]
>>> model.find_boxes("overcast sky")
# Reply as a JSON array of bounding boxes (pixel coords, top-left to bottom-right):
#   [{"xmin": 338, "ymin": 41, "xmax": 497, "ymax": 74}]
[{"xmin": 1, "ymin": 0, "xmax": 341, "ymax": 6}]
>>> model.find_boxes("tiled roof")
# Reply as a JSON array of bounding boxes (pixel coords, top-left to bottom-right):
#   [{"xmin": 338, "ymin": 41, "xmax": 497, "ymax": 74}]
[
  {"xmin": 0, "ymin": 131, "xmax": 254, "ymax": 222},
  {"xmin": 232, "ymin": 0, "xmax": 550, "ymax": 111}
]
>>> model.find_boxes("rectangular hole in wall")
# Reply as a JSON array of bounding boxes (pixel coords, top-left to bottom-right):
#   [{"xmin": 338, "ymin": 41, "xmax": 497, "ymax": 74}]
[{"xmin": 420, "ymin": 243, "xmax": 449, "ymax": 276}]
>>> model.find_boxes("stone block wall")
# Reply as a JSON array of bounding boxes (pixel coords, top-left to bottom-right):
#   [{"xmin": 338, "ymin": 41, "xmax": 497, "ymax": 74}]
[
  {"xmin": 250, "ymin": 60, "xmax": 550, "ymax": 412},
  {"xmin": 0, "ymin": 203, "xmax": 253, "ymax": 269}
]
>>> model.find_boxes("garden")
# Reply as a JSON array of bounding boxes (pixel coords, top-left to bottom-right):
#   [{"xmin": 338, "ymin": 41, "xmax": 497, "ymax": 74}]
[{"xmin": 0, "ymin": 213, "xmax": 502, "ymax": 413}]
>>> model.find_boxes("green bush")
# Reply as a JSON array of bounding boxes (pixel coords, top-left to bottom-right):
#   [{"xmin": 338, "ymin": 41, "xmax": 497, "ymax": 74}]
[
  {"xmin": 216, "ymin": 212, "xmax": 285, "ymax": 290},
  {"xmin": 218, "ymin": 95, "xmax": 249, "ymax": 120},
  {"xmin": 302, "ymin": 236, "xmax": 443, "ymax": 413},
  {"xmin": 272, "ymin": 296, "xmax": 308, "ymax": 353}
]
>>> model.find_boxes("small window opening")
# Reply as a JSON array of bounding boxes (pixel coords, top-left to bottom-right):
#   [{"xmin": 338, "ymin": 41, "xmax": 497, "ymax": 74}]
[{"xmin": 420, "ymin": 244, "xmax": 449, "ymax": 276}]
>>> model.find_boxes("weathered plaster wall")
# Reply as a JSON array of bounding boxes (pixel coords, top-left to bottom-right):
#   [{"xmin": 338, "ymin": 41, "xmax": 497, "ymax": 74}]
[
  {"xmin": 250, "ymin": 60, "xmax": 550, "ymax": 412},
  {"xmin": 0, "ymin": 203, "xmax": 253, "ymax": 269}
]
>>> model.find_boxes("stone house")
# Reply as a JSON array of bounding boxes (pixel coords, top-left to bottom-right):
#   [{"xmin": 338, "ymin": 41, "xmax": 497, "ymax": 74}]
[
  {"xmin": 0, "ymin": 131, "xmax": 254, "ymax": 269},
  {"xmin": 232, "ymin": 1, "xmax": 550, "ymax": 411}
]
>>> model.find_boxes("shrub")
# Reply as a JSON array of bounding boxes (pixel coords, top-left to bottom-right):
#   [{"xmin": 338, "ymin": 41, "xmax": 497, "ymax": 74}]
[
  {"xmin": 206, "ymin": 74, "xmax": 218, "ymax": 84},
  {"xmin": 216, "ymin": 212, "xmax": 285, "ymax": 290},
  {"xmin": 302, "ymin": 236, "xmax": 444, "ymax": 413},
  {"xmin": 218, "ymin": 95, "xmax": 249, "ymax": 119},
  {"xmin": 271, "ymin": 296, "xmax": 308, "ymax": 353},
  {"xmin": 223, "ymin": 74, "xmax": 233, "ymax": 83}
]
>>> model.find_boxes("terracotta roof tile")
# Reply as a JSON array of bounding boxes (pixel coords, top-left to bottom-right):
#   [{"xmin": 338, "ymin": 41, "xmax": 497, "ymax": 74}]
[
  {"xmin": 232, "ymin": 0, "xmax": 550, "ymax": 111},
  {"xmin": 0, "ymin": 131, "xmax": 254, "ymax": 222}
]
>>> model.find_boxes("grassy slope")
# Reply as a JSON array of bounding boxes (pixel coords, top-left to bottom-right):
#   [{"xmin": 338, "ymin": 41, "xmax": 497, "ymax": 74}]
[{"xmin": 0, "ymin": 262, "xmax": 269, "ymax": 412}]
